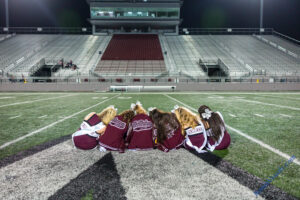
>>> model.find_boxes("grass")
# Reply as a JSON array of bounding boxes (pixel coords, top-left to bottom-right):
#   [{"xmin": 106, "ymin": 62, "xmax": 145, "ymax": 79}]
[{"xmin": 0, "ymin": 92, "xmax": 299, "ymax": 198}]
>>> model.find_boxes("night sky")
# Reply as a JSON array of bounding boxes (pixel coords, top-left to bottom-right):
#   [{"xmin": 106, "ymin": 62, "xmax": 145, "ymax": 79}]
[{"xmin": 0, "ymin": 0, "xmax": 299, "ymax": 40}]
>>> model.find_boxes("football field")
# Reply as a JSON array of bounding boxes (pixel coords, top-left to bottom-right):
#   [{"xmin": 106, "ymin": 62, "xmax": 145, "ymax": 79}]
[{"xmin": 0, "ymin": 92, "xmax": 299, "ymax": 199}]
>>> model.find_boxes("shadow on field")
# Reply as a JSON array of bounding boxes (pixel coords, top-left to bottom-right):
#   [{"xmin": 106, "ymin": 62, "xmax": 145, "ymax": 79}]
[
  {"xmin": 187, "ymin": 149, "xmax": 299, "ymax": 200},
  {"xmin": 48, "ymin": 153, "xmax": 126, "ymax": 200}
]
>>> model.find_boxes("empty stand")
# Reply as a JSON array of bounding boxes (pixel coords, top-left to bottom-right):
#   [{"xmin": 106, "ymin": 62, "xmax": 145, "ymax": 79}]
[
  {"xmin": 94, "ymin": 60, "xmax": 166, "ymax": 75},
  {"xmin": 101, "ymin": 34, "xmax": 164, "ymax": 60}
]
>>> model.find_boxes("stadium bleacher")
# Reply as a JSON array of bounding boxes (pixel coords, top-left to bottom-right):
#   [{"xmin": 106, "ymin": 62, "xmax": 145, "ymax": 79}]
[
  {"xmin": 94, "ymin": 34, "xmax": 166, "ymax": 76},
  {"xmin": 0, "ymin": 33, "xmax": 299, "ymax": 78},
  {"xmin": 101, "ymin": 34, "xmax": 164, "ymax": 60},
  {"xmin": 260, "ymin": 35, "xmax": 300, "ymax": 55},
  {"xmin": 212, "ymin": 35, "xmax": 299, "ymax": 75}
]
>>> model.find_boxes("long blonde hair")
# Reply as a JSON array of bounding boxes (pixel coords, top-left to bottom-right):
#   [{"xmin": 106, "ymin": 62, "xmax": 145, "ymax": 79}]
[
  {"xmin": 131, "ymin": 101, "xmax": 147, "ymax": 115},
  {"xmin": 97, "ymin": 106, "xmax": 117, "ymax": 125},
  {"xmin": 173, "ymin": 106, "xmax": 200, "ymax": 131}
]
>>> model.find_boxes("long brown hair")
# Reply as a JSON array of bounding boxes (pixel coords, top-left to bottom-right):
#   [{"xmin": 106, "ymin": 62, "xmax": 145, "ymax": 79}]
[
  {"xmin": 149, "ymin": 109, "xmax": 180, "ymax": 143},
  {"xmin": 198, "ymin": 105, "xmax": 224, "ymax": 141},
  {"xmin": 119, "ymin": 109, "xmax": 135, "ymax": 125}
]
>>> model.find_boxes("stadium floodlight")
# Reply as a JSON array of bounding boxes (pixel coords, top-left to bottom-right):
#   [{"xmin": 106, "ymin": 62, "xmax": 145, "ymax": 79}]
[
  {"xmin": 5, "ymin": 0, "xmax": 9, "ymax": 28},
  {"xmin": 260, "ymin": 0, "xmax": 264, "ymax": 28}
]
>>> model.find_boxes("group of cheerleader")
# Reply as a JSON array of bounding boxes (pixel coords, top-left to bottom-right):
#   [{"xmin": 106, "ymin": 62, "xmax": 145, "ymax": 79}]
[{"xmin": 72, "ymin": 101, "xmax": 231, "ymax": 154}]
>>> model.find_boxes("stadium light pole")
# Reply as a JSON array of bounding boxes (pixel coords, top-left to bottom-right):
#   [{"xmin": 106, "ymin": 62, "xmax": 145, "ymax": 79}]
[
  {"xmin": 5, "ymin": 0, "xmax": 9, "ymax": 28},
  {"xmin": 260, "ymin": 0, "xmax": 264, "ymax": 29}
]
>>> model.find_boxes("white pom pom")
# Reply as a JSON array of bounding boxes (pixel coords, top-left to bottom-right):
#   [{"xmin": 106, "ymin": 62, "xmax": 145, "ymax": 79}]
[
  {"xmin": 174, "ymin": 105, "xmax": 179, "ymax": 110},
  {"xmin": 130, "ymin": 103, "xmax": 136, "ymax": 110},
  {"xmin": 136, "ymin": 101, "xmax": 142, "ymax": 106}
]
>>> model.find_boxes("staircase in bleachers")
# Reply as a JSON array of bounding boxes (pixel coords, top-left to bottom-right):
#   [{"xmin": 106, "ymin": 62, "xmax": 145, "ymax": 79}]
[{"xmin": 95, "ymin": 34, "xmax": 166, "ymax": 76}]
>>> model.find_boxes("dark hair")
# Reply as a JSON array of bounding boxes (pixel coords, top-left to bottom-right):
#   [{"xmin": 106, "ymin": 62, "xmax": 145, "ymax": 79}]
[
  {"xmin": 198, "ymin": 105, "xmax": 224, "ymax": 142},
  {"xmin": 119, "ymin": 110, "xmax": 135, "ymax": 125},
  {"xmin": 149, "ymin": 109, "xmax": 179, "ymax": 144}
]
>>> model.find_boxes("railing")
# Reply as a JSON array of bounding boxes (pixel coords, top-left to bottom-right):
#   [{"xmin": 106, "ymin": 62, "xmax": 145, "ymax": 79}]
[
  {"xmin": 1, "ymin": 75, "xmax": 300, "ymax": 84},
  {"xmin": 179, "ymin": 28, "xmax": 274, "ymax": 35},
  {"xmin": 0, "ymin": 27, "xmax": 92, "ymax": 35}
]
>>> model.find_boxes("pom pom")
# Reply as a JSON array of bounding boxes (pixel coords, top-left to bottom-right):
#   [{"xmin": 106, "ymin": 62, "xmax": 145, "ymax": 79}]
[{"xmin": 130, "ymin": 103, "xmax": 136, "ymax": 110}]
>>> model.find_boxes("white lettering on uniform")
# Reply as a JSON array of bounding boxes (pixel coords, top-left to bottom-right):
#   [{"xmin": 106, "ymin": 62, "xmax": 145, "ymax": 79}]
[
  {"xmin": 109, "ymin": 117, "xmax": 126, "ymax": 129},
  {"xmin": 186, "ymin": 125, "xmax": 203, "ymax": 136},
  {"xmin": 132, "ymin": 119, "xmax": 153, "ymax": 132}
]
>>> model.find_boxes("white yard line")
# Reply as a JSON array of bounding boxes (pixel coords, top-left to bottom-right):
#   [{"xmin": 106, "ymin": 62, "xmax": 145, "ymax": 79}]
[
  {"xmin": 279, "ymin": 114, "xmax": 292, "ymax": 118},
  {"xmin": 254, "ymin": 114, "xmax": 264, "ymax": 118},
  {"xmin": 0, "ymin": 97, "xmax": 14, "ymax": 100},
  {"xmin": 229, "ymin": 114, "xmax": 236, "ymax": 118},
  {"xmin": 0, "ymin": 94, "xmax": 78, "ymax": 108},
  {"xmin": 0, "ymin": 94, "xmax": 120, "ymax": 150},
  {"xmin": 164, "ymin": 94, "xmax": 300, "ymax": 166},
  {"xmin": 255, "ymin": 94, "xmax": 300, "ymax": 101},
  {"xmin": 9, "ymin": 115, "xmax": 21, "ymax": 120},
  {"xmin": 38, "ymin": 115, "xmax": 48, "ymax": 119},
  {"xmin": 235, "ymin": 99, "xmax": 300, "ymax": 111}
]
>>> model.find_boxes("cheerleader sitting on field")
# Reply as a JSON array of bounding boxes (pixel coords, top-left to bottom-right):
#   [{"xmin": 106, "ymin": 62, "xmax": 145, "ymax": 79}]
[
  {"xmin": 149, "ymin": 108, "xmax": 185, "ymax": 152},
  {"xmin": 98, "ymin": 109, "xmax": 135, "ymax": 153},
  {"xmin": 126, "ymin": 101, "xmax": 154, "ymax": 150},
  {"xmin": 198, "ymin": 105, "xmax": 231, "ymax": 151},
  {"xmin": 72, "ymin": 106, "xmax": 117, "ymax": 150},
  {"xmin": 172, "ymin": 105, "xmax": 208, "ymax": 153}
]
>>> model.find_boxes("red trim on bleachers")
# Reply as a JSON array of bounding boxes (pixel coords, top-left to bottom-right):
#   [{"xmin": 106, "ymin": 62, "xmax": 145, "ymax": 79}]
[{"xmin": 102, "ymin": 34, "xmax": 164, "ymax": 60}]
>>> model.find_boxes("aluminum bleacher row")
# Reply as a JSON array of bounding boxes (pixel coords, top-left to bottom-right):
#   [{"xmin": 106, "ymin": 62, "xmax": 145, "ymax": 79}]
[
  {"xmin": 212, "ymin": 35, "xmax": 300, "ymax": 75},
  {"xmin": 0, "ymin": 34, "xmax": 110, "ymax": 77},
  {"xmin": 0, "ymin": 33, "xmax": 299, "ymax": 78}
]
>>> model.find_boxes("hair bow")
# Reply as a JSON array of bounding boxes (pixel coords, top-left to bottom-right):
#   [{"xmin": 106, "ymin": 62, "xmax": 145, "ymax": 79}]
[{"xmin": 202, "ymin": 109, "xmax": 212, "ymax": 119}]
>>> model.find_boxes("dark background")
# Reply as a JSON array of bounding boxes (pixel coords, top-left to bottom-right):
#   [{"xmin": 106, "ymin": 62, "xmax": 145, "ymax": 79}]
[{"xmin": 0, "ymin": 0, "xmax": 299, "ymax": 40}]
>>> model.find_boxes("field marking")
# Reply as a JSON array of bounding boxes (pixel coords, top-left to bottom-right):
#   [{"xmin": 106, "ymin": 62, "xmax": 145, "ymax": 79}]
[
  {"xmin": 118, "ymin": 97, "xmax": 132, "ymax": 99},
  {"xmin": 229, "ymin": 114, "xmax": 236, "ymax": 118},
  {"xmin": 9, "ymin": 115, "xmax": 21, "ymax": 120},
  {"xmin": 0, "ymin": 97, "xmax": 14, "ymax": 100},
  {"xmin": 0, "ymin": 94, "xmax": 78, "ymax": 108},
  {"xmin": 0, "ymin": 94, "xmax": 120, "ymax": 150},
  {"xmin": 254, "ymin": 114, "xmax": 264, "ymax": 118},
  {"xmin": 235, "ymin": 99, "xmax": 300, "ymax": 111},
  {"xmin": 255, "ymin": 94, "xmax": 300, "ymax": 101},
  {"xmin": 164, "ymin": 94, "xmax": 300, "ymax": 166},
  {"xmin": 92, "ymin": 97, "xmax": 99, "ymax": 99},
  {"xmin": 38, "ymin": 115, "xmax": 48, "ymax": 119},
  {"xmin": 208, "ymin": 96, "xmax": 224, "ymax": 99},
  {"xmin": 279, "ymin": 114, "xmax": 292, "ymax": 118}
]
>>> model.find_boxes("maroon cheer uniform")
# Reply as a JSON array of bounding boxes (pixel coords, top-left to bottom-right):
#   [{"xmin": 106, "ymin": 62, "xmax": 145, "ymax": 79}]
[
  {"xmin": 206, "ymin": 112, "xmax": 231, "ymax": 151},
  {"xmin": 126, "ymin": 114, "xmax": 154, "ymax": 150},
  {"xmin": 183, "ymin": 122, "xmax": 208, "ymax": 153},
  {"xmin": 98, "ymin": 115, "xmax": 128, "ymax": 153},
  {"xmin": 72, "ymin": 114, "xmax": 105, "ymax": 150},
  {"xmin": 154, "ymin": 124, "xmax": 185, "ymax": 153}
]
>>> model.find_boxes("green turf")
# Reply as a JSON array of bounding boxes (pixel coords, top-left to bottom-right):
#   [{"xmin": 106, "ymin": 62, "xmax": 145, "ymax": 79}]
[
  {"xmin": 81, "ymin": 189, "xmax": 94, "ymax": 200},
  {"xmin": 0, "ymin": 92, "xmax": 299, "ymax": 198}
]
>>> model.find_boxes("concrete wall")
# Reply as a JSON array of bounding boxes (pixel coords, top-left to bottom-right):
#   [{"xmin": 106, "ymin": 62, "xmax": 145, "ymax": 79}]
[{"xmin": 0, "ymin": 82, "xmax": 300, "ymax": 92}]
